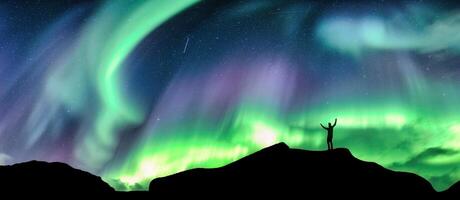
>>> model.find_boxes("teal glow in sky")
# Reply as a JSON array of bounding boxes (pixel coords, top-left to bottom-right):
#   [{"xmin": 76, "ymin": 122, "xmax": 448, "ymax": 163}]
[{"xmin": 0, "ymin": 0, "xmax": 460, "ymax": 191}]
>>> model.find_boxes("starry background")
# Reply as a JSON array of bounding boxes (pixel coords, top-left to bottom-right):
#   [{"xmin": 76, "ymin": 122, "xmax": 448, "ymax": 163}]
[{"xmin": 1, "ymin": 0, "xmax": 460, "ymax": 191}]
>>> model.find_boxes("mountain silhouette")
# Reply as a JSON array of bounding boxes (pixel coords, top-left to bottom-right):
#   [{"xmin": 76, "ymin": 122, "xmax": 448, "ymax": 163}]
[
  {"xmin": 1, "ymin": 143, "xmax": 460, "ymax": 198},
  {"xmin": 0, "ymin": 160, "xmax": 114, "ymax": 193},
  {"xmin": 443, "ymin": 181, "xmax": 460, "ymax": 196},
  {"xmin": 149, "ymin": 143, "xmax": 438, "ymax": 198}
]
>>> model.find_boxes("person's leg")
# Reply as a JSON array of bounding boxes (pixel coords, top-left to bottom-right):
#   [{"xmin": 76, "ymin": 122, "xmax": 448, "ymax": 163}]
[{"xmin": 331, "ymin": 142, "xmax": 333, "ymax": 150}]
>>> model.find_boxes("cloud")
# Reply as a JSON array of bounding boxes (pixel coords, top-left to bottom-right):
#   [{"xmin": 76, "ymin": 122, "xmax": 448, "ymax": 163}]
[
  {"xmin": 395, "ymin": 147, "xmax": 458, "ymax": 166},
  {"xmin": 429, "ymin": 173, "xmax": 459, "ymax": 192},
  {"xmin": 389, "ymin": 147, "xmax": 460, "ymax": 191},
  {"xmin": 105, "ymin": 178, "xmax": 147, "ymax": 191},
  {"xmin": 0, "ymin": 153, "xmax": 11, "ymax": 165},
  {"xmin": 317, "ymin": 8, "xmax": 460, "ymax": 56}
]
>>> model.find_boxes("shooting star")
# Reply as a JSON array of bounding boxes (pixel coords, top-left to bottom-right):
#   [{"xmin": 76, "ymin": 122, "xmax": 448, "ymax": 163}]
[{"xmin": 183, "ymin": 36, "xmax": 190, "ymax": 54}]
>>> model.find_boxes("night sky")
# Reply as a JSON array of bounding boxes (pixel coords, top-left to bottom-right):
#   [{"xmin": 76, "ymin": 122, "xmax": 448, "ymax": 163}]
[{"xmin": 1, "ymin": 0, "xmax": 460, "ymax": 191}]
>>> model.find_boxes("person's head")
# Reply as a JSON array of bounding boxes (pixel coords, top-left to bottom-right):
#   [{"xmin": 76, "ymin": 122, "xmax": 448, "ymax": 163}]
[{"xmin": 328, "ymin": 122, "xmax": 331, "ymax": 127}]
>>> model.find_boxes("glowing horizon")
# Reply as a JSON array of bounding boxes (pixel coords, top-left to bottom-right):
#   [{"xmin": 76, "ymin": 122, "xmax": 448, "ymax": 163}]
[{"xmin": 0, "ymin": 0, "xmax": 460, "ymax": 191}]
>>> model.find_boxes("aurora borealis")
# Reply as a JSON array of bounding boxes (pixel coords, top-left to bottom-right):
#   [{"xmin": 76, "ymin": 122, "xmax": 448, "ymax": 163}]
[{"xmin": 1, "ymin": 0, "xmax": 460, "ymax": 191}]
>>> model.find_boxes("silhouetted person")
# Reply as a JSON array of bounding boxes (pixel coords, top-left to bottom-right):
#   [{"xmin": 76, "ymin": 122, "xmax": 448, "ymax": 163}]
[{"xmin": 321, "ymin": 118, "xmax": 337, "ymax": 151}]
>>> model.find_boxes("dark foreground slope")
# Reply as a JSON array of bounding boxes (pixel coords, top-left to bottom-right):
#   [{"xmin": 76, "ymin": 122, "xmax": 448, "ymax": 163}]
[
  {"xmin": 1, "ymin": 143, "xmax": 459, "ymax": 198},
  {"xmin": 149, "ymin": 143, "xmax": 436, "ymax": 198},
  {"xmin": 0, "ymin": 160, "xmax": 114, "ymax": 193},
  {"xmin": 443, "ymin": 181, "xmax": 460, "ymax": 196}
]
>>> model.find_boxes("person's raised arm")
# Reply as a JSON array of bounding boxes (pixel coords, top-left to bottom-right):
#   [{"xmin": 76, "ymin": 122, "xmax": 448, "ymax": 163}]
[
  {"xmin": 320, "ymin": 123, "xmax": 327, "ymax": 129},
  {"xmin": 332, "ymin": 118, "xmax": 337, "ymax": 127}
]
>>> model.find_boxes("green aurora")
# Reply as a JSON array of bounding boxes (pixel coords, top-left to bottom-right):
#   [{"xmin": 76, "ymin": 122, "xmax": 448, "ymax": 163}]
[{"xmin": 1, "ymin": 0, "xmax": 460, "ymax": 191}]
